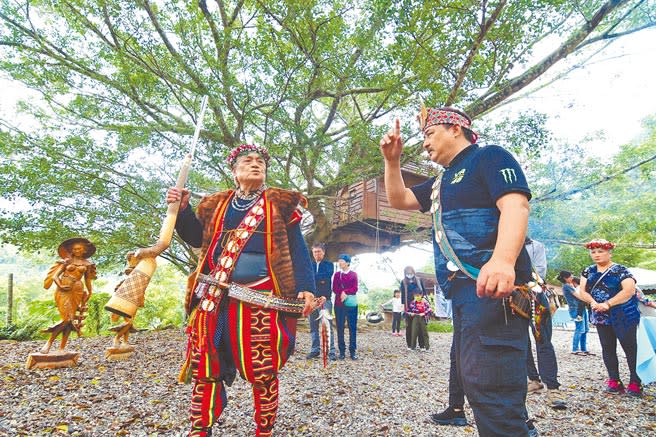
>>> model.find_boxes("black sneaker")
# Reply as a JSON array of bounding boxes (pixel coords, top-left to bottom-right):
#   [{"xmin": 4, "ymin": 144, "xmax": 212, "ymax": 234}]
[
  {"xmin": 305, "ymin": 351, "xmax": 320, "ymax": 359},
  {"xmin": 338, "ymin": 353, "xmax": 345, "ymax": 360},
  {"xmin": 430, "ymin": 406, "xmax": 467, "ymax": 426},
  {"xmin": 527, "ymin": 419, "xmax": 539, "ymax": 437},
  {"xmin": 350, "ymin": 352, "xmax": 358, "ymax": 360}
]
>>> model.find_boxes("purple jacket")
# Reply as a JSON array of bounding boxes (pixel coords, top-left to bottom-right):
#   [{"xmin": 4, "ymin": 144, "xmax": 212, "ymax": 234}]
[{"xmin": 332, "ymin": 270, "xmax": 358, "ymax": 307}]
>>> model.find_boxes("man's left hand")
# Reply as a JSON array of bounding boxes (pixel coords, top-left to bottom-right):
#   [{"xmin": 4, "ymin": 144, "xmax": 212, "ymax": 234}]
[{"xmin": 476, "ymin": 258, "xmax": 516, "ymax": 299}]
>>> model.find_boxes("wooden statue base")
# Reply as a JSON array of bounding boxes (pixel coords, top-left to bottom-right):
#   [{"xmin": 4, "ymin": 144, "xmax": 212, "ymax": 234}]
[
  {"xmin": 26, "ymin": 351, "xmax": 79, "ymax": 369},
  {"xmin": 105, "ymin": 345, "xmax": 135, "ymax": 361}
]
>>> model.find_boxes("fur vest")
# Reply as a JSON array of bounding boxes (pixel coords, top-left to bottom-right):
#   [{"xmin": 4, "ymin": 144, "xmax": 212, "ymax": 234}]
[{"xmin": 184, "ymin": 187, "xmax": 306, "ymax": 314}]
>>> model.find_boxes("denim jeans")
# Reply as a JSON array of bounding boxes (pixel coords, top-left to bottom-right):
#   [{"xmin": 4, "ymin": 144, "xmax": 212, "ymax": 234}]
[
  {"xmin": 448, "ymin": 337, "xmax": 466, "ymax": 408},
  {"xmin": 334, "ymin": 304, "xmax": 358, "ymax": 355},
  {"xmin": 572, "ymin": 309, "xmax": 589, "ymax": 352},
  {"xmin": 309, "ymin": 299, "xmax": 335, "ymax": 356},
  {"xmin": 526, "ymin": 293, "xmax": 560, "ymax": 389}
]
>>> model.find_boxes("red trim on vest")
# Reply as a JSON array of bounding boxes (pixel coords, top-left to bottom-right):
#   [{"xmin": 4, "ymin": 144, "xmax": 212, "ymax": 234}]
[{"xmin": 287, "ymin": 208, "xmax": 303, "ymax": 226}]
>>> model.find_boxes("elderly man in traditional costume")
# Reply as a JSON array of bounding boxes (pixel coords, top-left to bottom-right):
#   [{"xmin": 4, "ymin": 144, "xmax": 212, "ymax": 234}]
[
  {"xmin": 167, "ymin": 144, "xmax": 320, "ymax": 437},
  {"xmin": 380, "ymin": 107, "xmax": 534, "ymax": 436}
]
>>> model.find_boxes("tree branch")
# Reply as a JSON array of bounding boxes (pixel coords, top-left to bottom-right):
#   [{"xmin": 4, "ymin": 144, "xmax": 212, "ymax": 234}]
[
  {"xmin": 577, "ymin": 21, "xmax": 656, "ymax": 50},
  {"xmin": 544, "ymin": 239, "xmax": 656, "ymax": 250},
  {"xmin": 533, "ymin": 152, "xmax": 656, "ymax": 202},
  {"xmin": 466, "ymin": 0, "xmax": 631, "ymax": 117},
  {"xmin": 446, "ymin": 0, "xmax": 507, "ymax": 105}
]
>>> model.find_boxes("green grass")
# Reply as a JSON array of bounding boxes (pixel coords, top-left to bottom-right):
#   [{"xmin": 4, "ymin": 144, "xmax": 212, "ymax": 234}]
[{"xmin": 426, "ymin": 319, "xmax": 453, "ymax": 333}]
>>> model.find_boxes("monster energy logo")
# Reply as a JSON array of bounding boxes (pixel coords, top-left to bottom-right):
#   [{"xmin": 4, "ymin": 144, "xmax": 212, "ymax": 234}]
[
  {"xmin": 499, "ymin": 168, "xmax": 517, "ymax": 184},
  {"xmin": 451, "ymin": 169, "xmax": 466, "ymax": 184}
]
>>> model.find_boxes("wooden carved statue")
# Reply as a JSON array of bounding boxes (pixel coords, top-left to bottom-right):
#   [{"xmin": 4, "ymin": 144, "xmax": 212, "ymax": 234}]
[
  {"xmin": 27, "ymin": 238, "xmax": 96, "ymax": 369},
  {"xmin": 105, "ymin": 252, "xmax": 139, "ymax": 360}
]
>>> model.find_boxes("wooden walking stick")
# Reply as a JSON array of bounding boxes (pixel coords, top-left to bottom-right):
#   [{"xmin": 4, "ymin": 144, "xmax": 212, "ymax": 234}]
[{"xmin": 105, "ymin": 96, "xmax": 209, "ymax": 318}]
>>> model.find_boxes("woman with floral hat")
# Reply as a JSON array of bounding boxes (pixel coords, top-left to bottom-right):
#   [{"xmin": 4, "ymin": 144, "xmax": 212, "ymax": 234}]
[{"xmin": 577, "ymin": 239, "xmax": 641, "ymax": 397}]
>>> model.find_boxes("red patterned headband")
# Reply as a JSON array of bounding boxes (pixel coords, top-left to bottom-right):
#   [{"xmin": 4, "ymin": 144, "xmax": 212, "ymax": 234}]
[
  {"xmin": 227, "ymin": 144, "xmax": 270, "ymax": 167},
  {"xmin": 584, "ymin": 239, "xmax": 615, "ymax": 250},
  {"xmin": 418, "ymin": 106, "xmax": 479, "ymax": 143}
]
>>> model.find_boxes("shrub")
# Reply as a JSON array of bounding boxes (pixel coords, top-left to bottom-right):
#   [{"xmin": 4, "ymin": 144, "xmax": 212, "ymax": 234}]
[
  {"xmin": 0, "ymin": 319, "xmax": 45, "ymax": 341},
  {"xmin": 426, "ymin": 320, "xmax": 453, "ymax": 333}
]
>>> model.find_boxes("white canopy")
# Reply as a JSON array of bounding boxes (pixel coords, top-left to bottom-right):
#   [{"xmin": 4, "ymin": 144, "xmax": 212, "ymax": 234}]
[{"xmin": 629, "ymin": 267, "xmax": 656, "ymax": 290}]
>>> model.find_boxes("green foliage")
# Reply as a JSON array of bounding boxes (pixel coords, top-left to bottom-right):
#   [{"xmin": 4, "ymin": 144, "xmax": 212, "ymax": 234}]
[
  {"xmin": 529, "ymin": 118, "xmax": 656, "ymax": 281},
  {"xmin": 1, "ymin": 1, "xmax": 654, "ymax": 269},
  {"xmin": 480, "ymin": 111, "xmax": 552, "ymax": 164},
  {"xmin": 0, "ymin": 246, "xmax": 188, "ymax": 337},
  {"xmin": 0, "ymin": 298, "xmax": 59, "ymax": 341},
  {"xmin": 426, "ymin": 320, "xmax": 453, "ymax": 333},
  {"xmin": 86, "ymin": 292, "xmax": 111, "ymax": 335},
  {"xmin": 365, "ymin": 287, "xmax": 396, "ymax": 311},
  {"xmin": 0, "ymin": 322, "xmax": 43, "ymax": 341}
]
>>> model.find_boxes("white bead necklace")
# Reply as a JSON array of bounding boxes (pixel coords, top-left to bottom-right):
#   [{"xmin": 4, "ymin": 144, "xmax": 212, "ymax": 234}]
[{"xmin": 231, "ymin": 185, "xmax": 266, "ymax": 211}]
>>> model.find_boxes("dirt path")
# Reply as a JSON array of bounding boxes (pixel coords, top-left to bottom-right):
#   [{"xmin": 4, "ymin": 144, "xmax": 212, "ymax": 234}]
[{"xmin": 0, "ymin": 325, "xmax": 653, "ymax": 436}]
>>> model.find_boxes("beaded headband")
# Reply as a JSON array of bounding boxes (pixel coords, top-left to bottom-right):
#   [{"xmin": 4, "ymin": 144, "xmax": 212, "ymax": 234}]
[
  {"xmin": 227, "ymin": 144, "xmax": 270, "ymax": 167},
  {"xmin": 584, "ymin": 239, "xmax": 615, "ymax": 250},
  {"xmin": 418, "ymin": 104, "xmax": 479, "ymax": 143}
]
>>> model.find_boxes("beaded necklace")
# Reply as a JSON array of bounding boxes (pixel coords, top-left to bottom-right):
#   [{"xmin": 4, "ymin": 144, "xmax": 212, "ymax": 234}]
[{"xmin": 231, "ymin": 184, "xmax": 267, "ymax": 211}]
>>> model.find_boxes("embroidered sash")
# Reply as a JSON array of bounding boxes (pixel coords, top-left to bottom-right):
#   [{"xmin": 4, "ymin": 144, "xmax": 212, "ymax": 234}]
[
  {"xmin": 430, "ymin": 172, "xmax": 481, "ymax": 280},
  {"xmin": 196, "ymin": 195, "xmax": 267, "ymax": 313},
  {"xmin": 181, "ymin": 193, "xmax": 268, "ymax": 383},
  {"xmin": 429, "ymin": 173, "xmax": 542, "ymax": 325}
]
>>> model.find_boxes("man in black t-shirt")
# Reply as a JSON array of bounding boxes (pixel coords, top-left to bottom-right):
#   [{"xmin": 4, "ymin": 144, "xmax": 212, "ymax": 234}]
[{"xmin": 379, "ymin": 107, "xmax": 533, "ymax": 436}]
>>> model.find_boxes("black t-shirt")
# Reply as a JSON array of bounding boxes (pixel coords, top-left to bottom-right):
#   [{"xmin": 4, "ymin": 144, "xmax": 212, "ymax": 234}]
[
  {"xmin": 411, "ymin": 144, "xmax": 533, "ymax": 284},
  {"xmin": 411, "ymin": 145, "xmax": 531, "ymax": 213}
]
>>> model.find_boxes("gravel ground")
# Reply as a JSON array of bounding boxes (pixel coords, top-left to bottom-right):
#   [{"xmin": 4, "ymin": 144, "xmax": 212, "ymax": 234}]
[{"xmin": 0, "ymin": 322, "xmax": 654, "ymax": 436}]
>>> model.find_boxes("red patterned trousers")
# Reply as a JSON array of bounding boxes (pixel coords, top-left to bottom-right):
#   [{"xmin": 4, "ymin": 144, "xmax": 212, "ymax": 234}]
[{"xmin": 189, "ymin": 298, "xmax": 297, "ymax": 437}]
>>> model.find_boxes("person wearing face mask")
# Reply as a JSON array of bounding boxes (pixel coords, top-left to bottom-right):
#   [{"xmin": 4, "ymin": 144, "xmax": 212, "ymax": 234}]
[{"xmin": 400, "ymin": 266, "xmax": 426, "ymax": 349}]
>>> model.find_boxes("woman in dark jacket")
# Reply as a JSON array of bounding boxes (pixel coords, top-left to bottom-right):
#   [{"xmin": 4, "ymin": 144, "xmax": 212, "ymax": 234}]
[{"xmin": 577, "ymin": 239, "xmax": 641, "ymax": 397}]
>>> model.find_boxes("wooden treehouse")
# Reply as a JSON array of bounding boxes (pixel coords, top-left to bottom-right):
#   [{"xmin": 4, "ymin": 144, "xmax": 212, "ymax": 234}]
[{"xmin": 326, "ymin": 163, "xmax": 434, "ymax": 256}]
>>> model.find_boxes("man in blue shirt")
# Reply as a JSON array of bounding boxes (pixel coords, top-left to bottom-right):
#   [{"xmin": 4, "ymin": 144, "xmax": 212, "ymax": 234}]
[
  {"xmin": 306, "ymin": 243, "xmax": 336, "ymax": 360},
  {"xmin": 379, "ymin": 106, "xmax": 533, "ymax": 436}
]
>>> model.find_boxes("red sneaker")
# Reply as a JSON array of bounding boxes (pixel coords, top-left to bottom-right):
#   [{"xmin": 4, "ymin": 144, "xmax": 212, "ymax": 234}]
[
  {"xmin": 626, "ymin": 381, "xmax": 642, "ymax": 397},
  {"xmin": 605, "ymin": 379, "xmax": 624, "ymax": 394}
]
